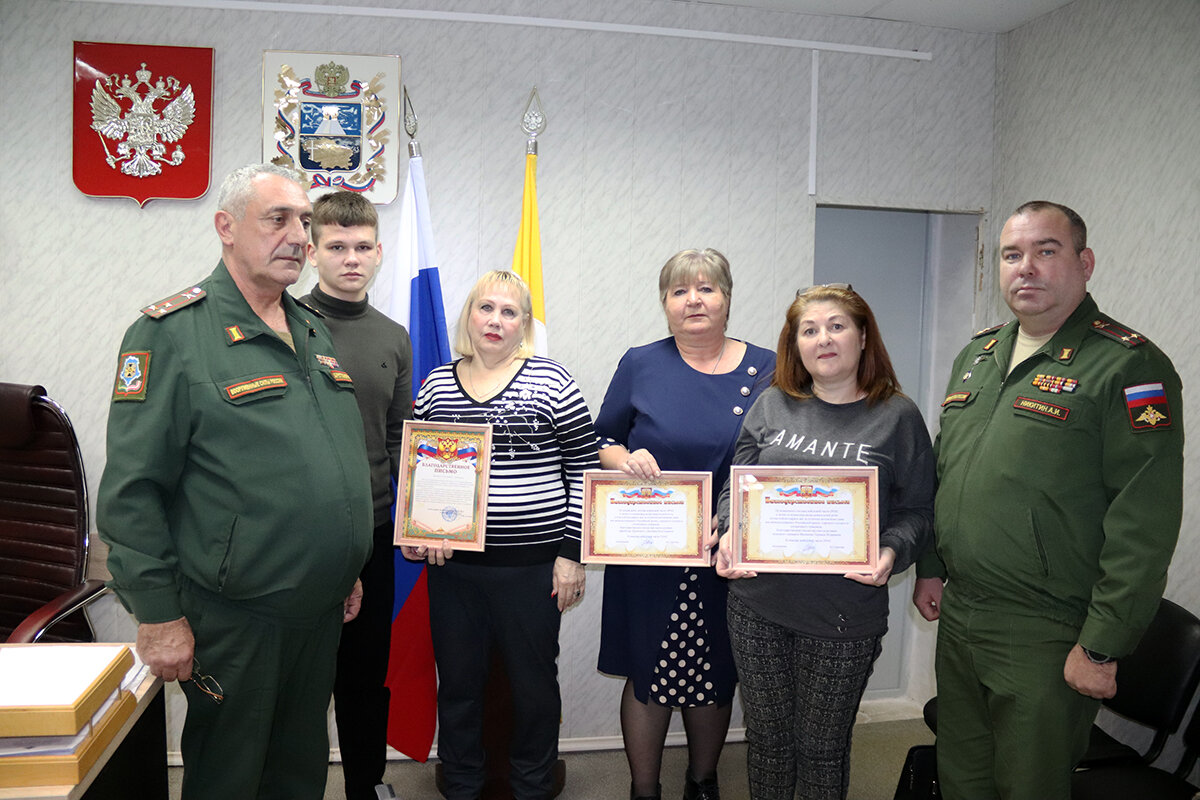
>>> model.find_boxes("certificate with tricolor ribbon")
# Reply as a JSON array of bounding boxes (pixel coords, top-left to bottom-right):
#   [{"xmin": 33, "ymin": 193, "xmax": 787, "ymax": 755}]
[
  {"xmin": 581, "ymin": 471, "xmax": 711, "ymax": 566},
  {"xmin": 395, "ymin": 420, "xmax": 492, "ymax": 552},
  {"xmin": 730, "ymin": 465, "xmax": 878, "ymax": 573}
]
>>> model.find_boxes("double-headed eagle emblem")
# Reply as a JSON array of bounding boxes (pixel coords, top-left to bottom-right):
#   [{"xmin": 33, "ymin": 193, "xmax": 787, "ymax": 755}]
[{"xmin": 90, "ymin": 62, "xmax": 195, "ymax": 178}]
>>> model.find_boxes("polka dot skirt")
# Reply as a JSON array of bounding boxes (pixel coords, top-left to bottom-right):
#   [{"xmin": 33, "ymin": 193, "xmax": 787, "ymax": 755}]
[{"xmin": 649, "ymin": 568, "xmax": 716, "ymax": 707}]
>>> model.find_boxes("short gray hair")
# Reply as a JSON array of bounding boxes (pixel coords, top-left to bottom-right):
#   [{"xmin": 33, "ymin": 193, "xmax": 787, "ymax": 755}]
[
  {"xmin": 218, "ymin": 163, "xmax": 306, "ymax": 219},
  {"xmin": 657, "ymin": 248, "xmax": 733, "ymax": 308}
]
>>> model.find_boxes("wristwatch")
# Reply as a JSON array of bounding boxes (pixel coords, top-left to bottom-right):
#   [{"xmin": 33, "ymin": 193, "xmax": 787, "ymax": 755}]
[{"xmin": 1081, "ymin": 646, "xmax": 1115, "ymax": 664}]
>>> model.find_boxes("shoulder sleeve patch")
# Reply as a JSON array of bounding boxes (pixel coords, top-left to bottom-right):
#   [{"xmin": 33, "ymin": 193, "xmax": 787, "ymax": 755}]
[
  {"xmin": 972, "ymin": 322, "xmax": 1007, "ymax": 339},
  {"xmin": 1124, "ymin": 382, "xmax": 1173, "ymax": 430},
  {"xmin": 1090, "ymin": 317, "xmax": 1147, "ymax": 348},
  {"xmin": 112, "ymin": 351, "xmax": 151, "ymax": 402},
  {"xmin": 141, "ymin": 286, "xmax": 206, "ymax": 319}
]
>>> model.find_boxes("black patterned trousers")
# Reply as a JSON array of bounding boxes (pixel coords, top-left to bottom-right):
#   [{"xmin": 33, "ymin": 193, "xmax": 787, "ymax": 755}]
[{"xmin": 727, "ymin": 592, "xmax": 883, "ymax": 800}]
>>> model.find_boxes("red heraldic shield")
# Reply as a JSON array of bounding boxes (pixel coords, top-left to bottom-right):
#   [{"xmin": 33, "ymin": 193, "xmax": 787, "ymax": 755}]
[{"xmin": 73, "ymin": 42, "xmax": 214, "ymax": 206}]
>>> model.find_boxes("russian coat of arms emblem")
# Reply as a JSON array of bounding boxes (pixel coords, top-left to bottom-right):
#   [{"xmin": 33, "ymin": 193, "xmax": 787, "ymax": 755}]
[
  {"xmin": 263, "ymin": 51, "xmax": 401, "ymax": 204},
  {"xmin": 73, "ymin": 42, "xmax": 213, "ymax": 206},
  {"xmin": 89, "ymin": 62, "xmax": 195, "ymax": 178}
]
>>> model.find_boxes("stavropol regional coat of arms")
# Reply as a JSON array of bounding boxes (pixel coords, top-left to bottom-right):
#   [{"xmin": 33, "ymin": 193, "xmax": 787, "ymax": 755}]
[
  {"xmin": 264, "ymin": 52, "xmax": 400, "ymax": 204},
  {"xmin": 90, "ymin": 62, "xmax": 195, "ymax": 178}
]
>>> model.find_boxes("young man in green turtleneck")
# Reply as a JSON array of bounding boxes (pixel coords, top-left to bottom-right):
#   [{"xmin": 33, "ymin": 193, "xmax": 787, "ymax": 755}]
[{"xmin": 300, "ymin": 190, "xmax": 413, "ymax": 800}]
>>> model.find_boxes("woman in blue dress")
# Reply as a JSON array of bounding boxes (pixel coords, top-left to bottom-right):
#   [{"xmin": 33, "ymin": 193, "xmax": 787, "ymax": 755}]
[{"xmin": 596, "ymin": 249, "xmax": 775, "ymax": 800}]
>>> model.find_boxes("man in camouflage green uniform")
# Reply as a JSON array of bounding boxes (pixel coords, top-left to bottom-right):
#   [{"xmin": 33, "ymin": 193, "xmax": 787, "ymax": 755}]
[{"xmin": 913, "ymin": 201, "xmax": 1184, "ymax": 800}]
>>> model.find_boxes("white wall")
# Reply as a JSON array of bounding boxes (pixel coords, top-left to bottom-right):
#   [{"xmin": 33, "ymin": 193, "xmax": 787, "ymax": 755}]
[
  {"xmin": 991, "ymin": 0, "xmax": 1200, "ymax": 767},
  {"xmin": 1, "ymin": 0, "xmax": 997, "ymax": 754}
]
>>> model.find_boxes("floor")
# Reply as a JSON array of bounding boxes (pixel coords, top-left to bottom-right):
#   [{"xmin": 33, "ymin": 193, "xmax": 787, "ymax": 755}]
[{"xmin": 167, "ymin": 718, "xmax": 934, "ymax": 799}]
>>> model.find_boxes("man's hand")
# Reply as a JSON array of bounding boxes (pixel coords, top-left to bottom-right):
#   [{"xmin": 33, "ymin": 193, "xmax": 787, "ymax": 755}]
[
  {"xmin": 137, "ymin": 617, "xmax": 195, "ymax": 682},
  {"xmin": 551, "ymin": 557, "xmax": 586, "ymax": 612},
  {"xmin": 912, "ymin": 577, "xmax": 944, "ymax": 621},
  {"xmin": 1065, "ymin": 644, "xmax": 1118, "ymax": 699},
  {"xmin": 343, "ymin": 579, "xmax": 363, "ymax": 623},
  {"xmin": 845, "ymin": 546, "xmax": 896, "ymax": 586}
]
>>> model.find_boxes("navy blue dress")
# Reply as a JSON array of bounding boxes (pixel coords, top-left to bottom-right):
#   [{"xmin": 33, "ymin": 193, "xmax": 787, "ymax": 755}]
[{"xmin": 596, "ymin": 338, "xmax": 775, "ymax": 705}]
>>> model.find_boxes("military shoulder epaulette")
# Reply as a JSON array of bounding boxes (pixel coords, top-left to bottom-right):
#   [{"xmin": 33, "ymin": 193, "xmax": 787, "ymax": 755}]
[
  {"xmin": 971, "ymin": 322, "xmax": 1008, "ymax": 339},
  {"xmin": 141, "ymin": 286, "xmax": 207, "ymax": 318},
  {"xmin": 1088, "ymin": 316, "xmax": 1148, "ymax": 348},
  {"xmin": 295, "ymin": 298, "xmax": 325, "ymax": 318}
]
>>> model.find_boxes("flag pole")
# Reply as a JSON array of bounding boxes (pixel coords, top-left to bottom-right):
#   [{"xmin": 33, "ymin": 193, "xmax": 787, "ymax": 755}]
[
  {"xmin": 383, "ymin": 85, "xmax": 444, "ymax": 764},
  {"xmin": 513, "ymin": 87, "xmax": 549, "ymax": 356}
]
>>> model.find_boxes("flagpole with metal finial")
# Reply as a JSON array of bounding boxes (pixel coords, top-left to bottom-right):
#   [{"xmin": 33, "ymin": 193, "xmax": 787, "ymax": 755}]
[
  {"xmin": 513, "ymin": 86, "xmax": 549, "ymax": 356},
  {"xmin": 521, "ymin": 86, "xmax": 546, "ymax": 154},
  {"xmin": 404, "ymin": 85, "xmax": 420, "ymax": 158}
]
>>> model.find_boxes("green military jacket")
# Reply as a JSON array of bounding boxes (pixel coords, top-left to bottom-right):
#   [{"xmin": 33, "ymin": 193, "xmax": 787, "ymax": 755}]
[
  {"xmin": 97, "ymin": 261, "xmax": 373, "ymax": 624},
  {"xmin": 919, "ymin": 294, "xmax": 1183, "ymax": 658}
]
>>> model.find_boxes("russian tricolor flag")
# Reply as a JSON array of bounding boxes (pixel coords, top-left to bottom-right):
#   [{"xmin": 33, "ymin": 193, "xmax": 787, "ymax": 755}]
[
  {"xmin": 379, "ymin": 145, "xmax": 452, "ymax": 762},
  {"xmin": 1124, "ymin": 382, "xmax": 1166, "ymax": 407}
]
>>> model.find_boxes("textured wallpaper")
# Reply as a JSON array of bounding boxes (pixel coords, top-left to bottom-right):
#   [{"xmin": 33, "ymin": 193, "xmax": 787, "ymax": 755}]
[{"xmin": 2, "ymin": 0, "xmax": 1001, "ymax": 755}]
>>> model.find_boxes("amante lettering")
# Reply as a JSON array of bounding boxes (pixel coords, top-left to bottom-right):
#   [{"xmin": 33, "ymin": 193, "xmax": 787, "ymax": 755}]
[{"xmin": 765, "ymin": 430, "xmax": 873, "ymax": 465}]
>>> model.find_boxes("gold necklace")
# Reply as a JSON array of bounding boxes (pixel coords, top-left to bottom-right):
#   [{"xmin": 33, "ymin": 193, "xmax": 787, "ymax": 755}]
[{"xmin": 466, "ymin": 358, "xmax": 516, "ymax": 399}]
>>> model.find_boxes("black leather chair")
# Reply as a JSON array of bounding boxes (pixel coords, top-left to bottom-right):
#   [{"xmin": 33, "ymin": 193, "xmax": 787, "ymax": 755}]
[
  {"xmin": 1072, "ymin": 699, "xmax": 1200, "ymax": 800},
  {"xmin": 922, "ymin": 598, "xmax": 1200, "ymax": 768},
  {"xmin": 0, "ymin": 382, "xmax": 107, "ymax": 643}
]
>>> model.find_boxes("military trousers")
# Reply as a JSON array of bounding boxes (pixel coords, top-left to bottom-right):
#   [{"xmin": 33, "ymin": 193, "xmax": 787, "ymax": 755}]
[
  {"xmin": 934, "ymin": 586, "xmax": 1100, "ymax": 800},
  {"xmin": 178, "ymin": 578, "xmax": 345, "ymax": 800}
]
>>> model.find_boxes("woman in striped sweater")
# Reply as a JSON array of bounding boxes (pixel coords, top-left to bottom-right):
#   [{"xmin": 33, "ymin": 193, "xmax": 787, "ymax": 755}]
[{"xmin": 405, "ymin": 270, "xmax": 599, "ymax": 800}]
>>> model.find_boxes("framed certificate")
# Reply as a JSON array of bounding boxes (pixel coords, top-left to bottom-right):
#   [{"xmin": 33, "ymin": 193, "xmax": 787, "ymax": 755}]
[
  {"xmin": 394, "ymin": 420, "xmax": 491, "ymax": 552},
  {"xmin": 581, "ymin": 470, "xmax": 711, "ymax": 566},
  {"xmin": 730, "ymin": 465, "xmax": 878, "ymax": 573}
]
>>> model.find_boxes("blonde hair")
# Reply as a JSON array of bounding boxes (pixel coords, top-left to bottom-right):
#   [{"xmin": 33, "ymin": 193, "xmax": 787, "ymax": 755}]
[{"xmin": 453, "ymin": 270, "xmax": 536, "ymax": 359}]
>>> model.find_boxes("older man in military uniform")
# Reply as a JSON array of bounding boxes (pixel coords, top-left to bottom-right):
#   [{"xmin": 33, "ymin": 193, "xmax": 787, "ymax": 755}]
[
  {"xmin": 913, "ymin": 201, "xmax": 1184, "ymax": 800},
  {"xmin": 97, "ymin": 163, "xmax": 373, "ymax": 800}
]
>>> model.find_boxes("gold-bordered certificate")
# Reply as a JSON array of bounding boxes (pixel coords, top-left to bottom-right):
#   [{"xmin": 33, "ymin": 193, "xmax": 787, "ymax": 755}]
[
  {"xmin": 730, "ymin": 465, "xmax": 878, "ymax": 573},
  {"xmin": 581, "ymin": 471, "xmax": 711, "ymax": 566},
  {"xmin": 394, "ymin": 420, "xmax": 491, "ymax": 552}
]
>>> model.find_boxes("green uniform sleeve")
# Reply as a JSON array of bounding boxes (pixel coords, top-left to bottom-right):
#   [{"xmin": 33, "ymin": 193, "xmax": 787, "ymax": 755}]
[
  {"xmin": 96, "ymin": 321, "xmax": 192, "ymax": 624},
  {"xmin": 1078, "ymin": 352, "xmax": 1184, "ymax": 658}
]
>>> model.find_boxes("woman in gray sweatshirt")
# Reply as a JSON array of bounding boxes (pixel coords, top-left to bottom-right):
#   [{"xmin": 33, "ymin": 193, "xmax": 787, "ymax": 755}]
[{"xmin": 716, "ymin": 284, "xmax": 935, "ymax": 800}]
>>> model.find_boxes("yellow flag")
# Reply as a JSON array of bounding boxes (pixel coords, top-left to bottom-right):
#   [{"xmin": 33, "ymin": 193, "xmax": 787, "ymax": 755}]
[{"xmin": 512, "ymin": 152, "xmax": 548, "ymax": 355}]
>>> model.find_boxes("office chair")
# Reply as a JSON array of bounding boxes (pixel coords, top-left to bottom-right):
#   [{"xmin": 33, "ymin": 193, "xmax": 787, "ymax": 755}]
[
  {"xmin": 1072, "ymin": 698, "xmax": 1200, "ymax": 800},
  {"xmin": 0, "ymin": 382, "xmax": 106, "ymax": 643},
  {"xmin": 1077, "ymin": 598, "xmax": 1200, "ymax": 767}
]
